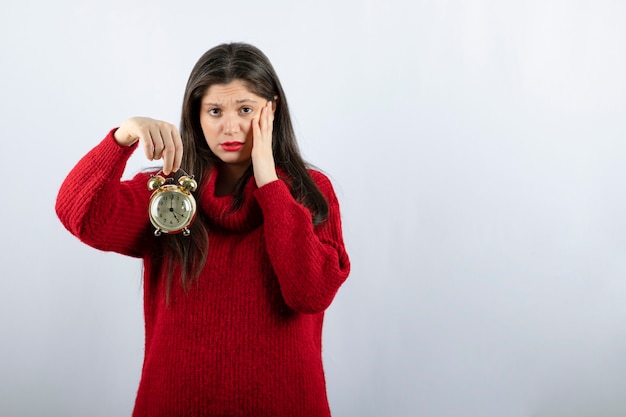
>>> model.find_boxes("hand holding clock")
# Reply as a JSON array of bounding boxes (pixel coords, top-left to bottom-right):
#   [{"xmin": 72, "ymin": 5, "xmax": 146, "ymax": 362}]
[
  {"xmin": 115, "ymin": 104, "xmax": 278, "ymax": 184},
  {"xmin": 114, "ymin": 117, "xmax": 183, "ymax": 175}
]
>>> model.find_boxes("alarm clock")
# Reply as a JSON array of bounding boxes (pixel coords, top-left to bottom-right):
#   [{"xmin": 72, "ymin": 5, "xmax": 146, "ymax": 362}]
[{"xmin": 147, "ymin": 170, "xmax": 198, "ymax": 236}]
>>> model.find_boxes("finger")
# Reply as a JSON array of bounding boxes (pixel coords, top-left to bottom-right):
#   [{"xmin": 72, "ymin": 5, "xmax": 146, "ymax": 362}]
[
  {"xmin": 261, "ymin": 103, "xmax": 267, "ymax": 132},
  {"xmin": 160, "ymin": 129, "xmax": 175, "ymax": 175},
  {"xmin": 264, "ymin": 101, "xmax": 274, "ymax": 134},
  {"xmin": 172, "ymin": 129, "xmax": 183, "ymax": 173},
  {"xmin": 141, "ymin": 138, "xmax": 153, "ymax": 160},
  {"xmin": 252, "ymin": 115, "xmax": 261, "ymax": 143},
  {"xmin": 139, "ymin": 128, "xmax": 155, "ymax": 160},
  {"xmin": 150, "ymin": 128, "xmax": 165, "ymax": 161},
  {"xmin": 257, "ymin": 104, "xmax": 266, "ymax": 135},
  {"xmin": 161, "ymin": 126, "xmax": 183, "ymax": 175}
]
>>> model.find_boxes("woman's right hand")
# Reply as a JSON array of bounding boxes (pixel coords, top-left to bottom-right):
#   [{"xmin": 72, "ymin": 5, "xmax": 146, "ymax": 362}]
[{"xmin": 114, "ymin": 117, "xmax": 183, "ymax": 175}]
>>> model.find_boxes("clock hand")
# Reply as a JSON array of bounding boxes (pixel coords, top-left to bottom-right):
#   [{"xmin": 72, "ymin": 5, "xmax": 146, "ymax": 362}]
[
  {"xmin": 167, "ymin": 207, "xmax": 182, "ymax": 223},
  {"xmin": 172, "ymin": 208, "xmax": 187, "ymax": 218}
]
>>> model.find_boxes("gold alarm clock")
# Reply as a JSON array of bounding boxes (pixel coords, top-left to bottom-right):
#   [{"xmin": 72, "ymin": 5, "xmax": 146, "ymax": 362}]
[{"xmin": 147, "ymin": 170, "xmax": 198, "ymax": 236}]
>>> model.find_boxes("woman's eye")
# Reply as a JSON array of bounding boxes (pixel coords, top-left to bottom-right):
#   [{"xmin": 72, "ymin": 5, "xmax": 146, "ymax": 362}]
[
  {"xmin": 209, "ymin": 109, "xmax": 221, "ymax": 116},
  {"xmin": 240, "ymin": 107, "xmax": 253, "ymax": 115}
]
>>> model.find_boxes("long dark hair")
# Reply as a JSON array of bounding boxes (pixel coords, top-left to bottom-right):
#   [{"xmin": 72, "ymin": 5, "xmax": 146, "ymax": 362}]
[{"xmin": 155, "ymin": 42, "xmax": 329, "ymax": 300}]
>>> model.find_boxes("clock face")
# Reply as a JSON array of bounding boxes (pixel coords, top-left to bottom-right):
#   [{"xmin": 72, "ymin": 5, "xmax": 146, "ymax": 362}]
[{"xmin": 149, "ymin": 187, "xmax": 196, "ymax": 233}]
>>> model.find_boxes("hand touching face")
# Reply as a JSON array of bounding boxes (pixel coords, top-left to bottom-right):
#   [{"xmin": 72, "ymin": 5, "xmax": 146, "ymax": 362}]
[
  {"xmin": 250, "ymin": 99, "xmax": 278, "ymax": 187},
  {"xmin": 113, "ymin": 80, "xmax": 278, "ymax": 185}
]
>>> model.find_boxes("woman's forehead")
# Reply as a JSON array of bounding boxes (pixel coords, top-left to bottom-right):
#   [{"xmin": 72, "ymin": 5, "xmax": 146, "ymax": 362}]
[{"xmin": 202, "ymin": 80, "xmax": 264, "ymax": 104}]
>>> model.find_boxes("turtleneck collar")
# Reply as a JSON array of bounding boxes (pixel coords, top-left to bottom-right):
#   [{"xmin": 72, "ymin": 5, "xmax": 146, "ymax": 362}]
[{"xmin": 198, "ymin": 167, "xmax": 263, "ymax": 233}]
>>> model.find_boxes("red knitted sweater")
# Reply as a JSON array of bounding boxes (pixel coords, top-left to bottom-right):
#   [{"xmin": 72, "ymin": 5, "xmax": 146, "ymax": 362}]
[{"xmin": 55, "ymin": 130, "xmax": 351, "ymax": 416}]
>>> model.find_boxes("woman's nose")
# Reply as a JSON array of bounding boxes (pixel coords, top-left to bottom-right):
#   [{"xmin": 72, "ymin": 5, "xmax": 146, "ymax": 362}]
[{"xmin": 223, "ymin": 115, "xmax": 239, "ymax": 135}]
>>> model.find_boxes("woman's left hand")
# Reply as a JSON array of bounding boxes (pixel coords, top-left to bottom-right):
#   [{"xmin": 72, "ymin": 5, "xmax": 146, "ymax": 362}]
[{"xmin": 251, "ymin": 100, "xmax": 278, "ymax": 188}]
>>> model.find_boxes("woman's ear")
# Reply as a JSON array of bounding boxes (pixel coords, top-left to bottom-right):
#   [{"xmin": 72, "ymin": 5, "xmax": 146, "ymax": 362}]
[{"xmin": 272, "ymin": 96, "xmax": 279, "ymax": 111}]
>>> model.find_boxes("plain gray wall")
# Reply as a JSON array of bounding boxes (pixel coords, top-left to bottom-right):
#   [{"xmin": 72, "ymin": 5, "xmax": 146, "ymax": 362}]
[{"xmin": 1, "ymin": 1, "xmax": 625, "ymax": 416}]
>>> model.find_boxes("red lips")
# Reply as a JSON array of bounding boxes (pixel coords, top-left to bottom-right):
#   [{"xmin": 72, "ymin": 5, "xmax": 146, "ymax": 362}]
[{"xmin": 221, "ymin": 142, "xmax": 244, "ymax": 152}]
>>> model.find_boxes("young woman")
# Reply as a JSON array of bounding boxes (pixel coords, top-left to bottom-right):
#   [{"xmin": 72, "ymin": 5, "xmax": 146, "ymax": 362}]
[{"xmin": 56, "ymin": 42, "xmax": 350, "ymax": 416}]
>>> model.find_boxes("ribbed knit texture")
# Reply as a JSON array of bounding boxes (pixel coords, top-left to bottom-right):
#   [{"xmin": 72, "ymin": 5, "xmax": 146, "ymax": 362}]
[{"xmin": 55, "ymin": 129, "xmax": 351, "ymax": 417}]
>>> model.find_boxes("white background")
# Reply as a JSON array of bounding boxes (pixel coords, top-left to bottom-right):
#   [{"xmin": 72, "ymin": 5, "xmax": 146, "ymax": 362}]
[{"xmin": 1, "ymin": 1, "xmax": 625, "ymax": 416}]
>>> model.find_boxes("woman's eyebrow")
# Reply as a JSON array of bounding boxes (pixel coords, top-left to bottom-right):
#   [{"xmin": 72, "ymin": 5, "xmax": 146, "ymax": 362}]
[{"xmin": 202, "ymin": 98, "xmax": 259, "ymax": 106}]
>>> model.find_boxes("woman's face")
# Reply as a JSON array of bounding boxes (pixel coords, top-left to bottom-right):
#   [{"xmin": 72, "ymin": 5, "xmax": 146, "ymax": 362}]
[{"xmin": 199, "ymin": 80, "xmax": 270, "ymax": 169}]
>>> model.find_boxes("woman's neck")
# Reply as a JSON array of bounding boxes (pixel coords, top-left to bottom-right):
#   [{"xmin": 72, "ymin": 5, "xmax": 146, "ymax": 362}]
[{"xmin": 214, "ymin": 162, "xmax": 251, "ymax": 196}]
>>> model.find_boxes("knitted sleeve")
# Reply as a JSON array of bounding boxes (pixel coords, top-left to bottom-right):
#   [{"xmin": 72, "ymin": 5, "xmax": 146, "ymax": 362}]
[
  {"xmin": 55, "ymin": 129, "xmax": 152, "ymax": 258},
  {"xmin": 254, "ymin": 171, "xmax": 351, "ymax": 314}
]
